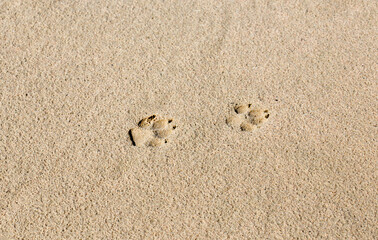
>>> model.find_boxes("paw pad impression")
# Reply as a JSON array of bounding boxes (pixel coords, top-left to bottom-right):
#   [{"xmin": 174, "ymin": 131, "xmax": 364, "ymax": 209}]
[
  {"xmin": 226, "ymin": 104, "xmax": 270, "ymax": 132},
  {"xmin": 130, "ymin": 115, "xmax": 176, "ymax": 147}
]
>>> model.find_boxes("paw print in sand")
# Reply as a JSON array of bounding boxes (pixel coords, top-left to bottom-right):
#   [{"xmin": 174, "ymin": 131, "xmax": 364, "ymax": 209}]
[
  {"xmin": 226, "ymin": 104, "xmax": 270, "ymax": 132},
  {"xmin": 130, "ymin": 115, "xmax": 177, "ymax": 147}
]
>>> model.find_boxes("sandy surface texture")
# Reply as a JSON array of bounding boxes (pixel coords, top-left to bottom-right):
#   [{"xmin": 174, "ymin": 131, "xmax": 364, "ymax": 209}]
[{"xmin": 1, "ymin": 0, "xmax": 377, "ymax": 239}]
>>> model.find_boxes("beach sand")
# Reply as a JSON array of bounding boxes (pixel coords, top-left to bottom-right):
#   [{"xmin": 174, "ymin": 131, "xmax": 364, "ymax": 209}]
[{"xmin": 0, "ymin": 0, "xmax": 377, "ymax": 239}]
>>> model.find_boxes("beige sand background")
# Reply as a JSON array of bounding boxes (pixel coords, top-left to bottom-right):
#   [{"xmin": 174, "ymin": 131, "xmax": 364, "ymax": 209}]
[{"xmin": 0, "ymin": 0, "xmax": 377, "ymax": 239}]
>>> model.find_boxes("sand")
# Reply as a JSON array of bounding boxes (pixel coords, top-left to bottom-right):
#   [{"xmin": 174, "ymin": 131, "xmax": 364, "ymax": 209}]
[{"xmin": 0, "ymin": 0, "xmax": 377, "ymax": 239}]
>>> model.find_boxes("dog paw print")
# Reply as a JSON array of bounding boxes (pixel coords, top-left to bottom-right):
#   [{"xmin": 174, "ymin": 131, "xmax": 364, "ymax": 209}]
[
  {"xmin": 130, "ymin": 115, "xmax": 177, "ymax": 147},
  {"xmin": 226, "ymin": 104, "xmax": 270, "ymax": 132}
]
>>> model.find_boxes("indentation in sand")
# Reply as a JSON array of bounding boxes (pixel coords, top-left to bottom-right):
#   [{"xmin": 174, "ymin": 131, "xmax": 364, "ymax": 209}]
[
  {"xmin": 226, "ymin": 104, "xmax": 270, "ymax": 132},
  {"xmin": 130, "ymin": 115, "xmax": 176, "ymax": 147}
]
